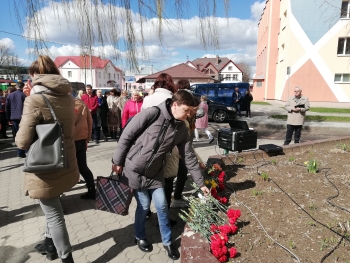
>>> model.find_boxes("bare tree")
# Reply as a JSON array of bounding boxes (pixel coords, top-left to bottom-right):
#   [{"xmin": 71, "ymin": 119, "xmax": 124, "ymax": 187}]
[
  {"xmin": 237, "ymin": 62, "xmax": 252, "ymax": 82},
  {"xmin": 10, "ymin": 0, "xmax": 231, "ymax": 69},
  {"xmin": 3, "ymin": 55, "xmax": 23, "ymax": 80},
  {"xmin": 0, "ymin": 43, "xmax": 13, "ymax": 68}
]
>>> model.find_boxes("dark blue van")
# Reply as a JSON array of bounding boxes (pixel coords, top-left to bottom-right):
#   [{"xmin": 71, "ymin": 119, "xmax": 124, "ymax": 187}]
[{"xmin": 190, "ymin": 82, "xmax": 250, "ymax": 110}]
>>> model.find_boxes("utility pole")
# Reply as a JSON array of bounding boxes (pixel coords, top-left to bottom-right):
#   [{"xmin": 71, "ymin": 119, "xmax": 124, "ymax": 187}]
[{"xmin": 83, "ymin": 53, "xmax": 87, "ymax": 86}]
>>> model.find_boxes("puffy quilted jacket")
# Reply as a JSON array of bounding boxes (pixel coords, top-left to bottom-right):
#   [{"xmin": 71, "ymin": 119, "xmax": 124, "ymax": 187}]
[{"xmin": 113, "ymin": 99, "xmax": 204, "ymax": 190}]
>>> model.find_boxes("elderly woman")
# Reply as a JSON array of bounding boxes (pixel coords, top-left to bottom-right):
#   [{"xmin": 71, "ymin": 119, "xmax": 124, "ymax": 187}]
[
  {"xmin": 107, "ymin": 88, "xmax": 120, "ymax": 139},
  {"xmin": 121, "ymin": 89, "xmax": 143, "ymax": 128},
  {"xmin": 15, "ymin": 55, "xmax": 77, "ymax": 263}
]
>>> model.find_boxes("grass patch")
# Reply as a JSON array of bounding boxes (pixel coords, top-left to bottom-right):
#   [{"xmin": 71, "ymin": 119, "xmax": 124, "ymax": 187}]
[
  {"xmin": 270, "ymin": 115, "xmax": 350, "ymax": 122},
  {"xmin": 251, "ymin": 101, "xmax": 271, "ymax": 105},
  {"xmin": 309, "ymin": 107, "xmax": 350, "ymax": 114}
]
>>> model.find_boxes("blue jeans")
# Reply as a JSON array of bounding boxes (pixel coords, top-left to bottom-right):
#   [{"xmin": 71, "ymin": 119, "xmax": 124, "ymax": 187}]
[
  {"xmin": 134, "ymin": 188, "xmax": 172, "ymax": 246},
  {"xmin": 91, "ymin": 113, "xmax": 100, "ymax": 141},
  {"xmin": 233, "ymin": 102, "xmax": 241, "ymax": 115},
  {"xmin": 12, "ymin": 120, "xmax": 25, "ymax": 155}
]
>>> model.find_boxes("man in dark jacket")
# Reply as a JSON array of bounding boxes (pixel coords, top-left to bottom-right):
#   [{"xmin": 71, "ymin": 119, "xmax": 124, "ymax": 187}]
[
  {"xmin": 6, "ymin": 82, "xmax": 26, "ymax": 157},
  {"xmin": 81, "ymin": 85, "xmax": 99, "ymax": 144},
  {"xmin": 232, "ymin": 87, "xmax": 242, "ymax": 117},
  {"xmin": 0, "ymin": 89, "xmax": 8, "ymax": 139}
]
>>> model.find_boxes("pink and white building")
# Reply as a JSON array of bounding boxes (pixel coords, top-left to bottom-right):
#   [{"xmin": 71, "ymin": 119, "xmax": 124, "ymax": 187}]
[{"xmin": 253, "ymin": 0, "xmax": 350, "ymax": 102}]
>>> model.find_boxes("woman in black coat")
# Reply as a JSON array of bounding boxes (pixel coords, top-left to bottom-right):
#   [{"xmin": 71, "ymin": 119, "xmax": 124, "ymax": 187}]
[
  {"xmin": 244, "ymin": 89, "xmax": 253, "ymax": 118},
  {"xmin": 97, "ymin": 89, "xmax": 109, "ymax": 141}
]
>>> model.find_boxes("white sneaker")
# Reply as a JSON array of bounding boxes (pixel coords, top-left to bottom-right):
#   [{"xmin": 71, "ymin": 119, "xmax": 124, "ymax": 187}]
[
  {"xmin": 170, "ymin": 199, "xmax": 188, "ymax": 208},
  {"xmin": 193, "ymin": 138, "xmax": 199, "ymax": 142}
]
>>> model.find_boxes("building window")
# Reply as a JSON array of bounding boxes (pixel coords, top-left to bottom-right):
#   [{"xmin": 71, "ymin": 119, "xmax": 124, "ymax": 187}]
[
  {"xmin": 68, "ymin": 71, "xmax": 72, "ymax": 78},
  {"xmin": 232, "ymin": 74, "xmax": 238, "ymax": 80},
  {"xmin": 256, "ymin": 81, "xmax": 262, "ymax": 87},
  {"xmin": 98, "ymin": 72, "xmax": 101, "ymax": 79},
  {"xmin": 337, "ymin": 38, "xmax": 350, "ymax": 55},
  {"xmin": 114, "ymin": 73, "xmax": 115, "ymax": 79},
  {"xmin": 104, "ymin": 73, "xmax": 106, "ymax": 79},
  {"xmin": 117, "ymin": 74, "xmax": 119, "ymax": 80},
  {"xmin": 225, "ymin": 74, "xmax": 231, "ymax": 80},
  {"xmin": 108, "ymin": 73, "xmax": 111, "ymax": 79},
  {"xmin": 341, "ymin": 1, "xmax": 350, "ymax": 18},
  {"xmin": 335, "ymin": 73, "xmax": 350, "ymax": 83},
  {"xmin": 228, "ymin": 66, "xmax": 233, "ymax": 71}
]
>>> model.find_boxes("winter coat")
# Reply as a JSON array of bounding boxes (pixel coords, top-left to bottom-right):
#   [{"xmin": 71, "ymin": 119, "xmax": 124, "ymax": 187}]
[
  {"xmin": 107, "ymin": 95, "xmax": 117, "ymax": 110},
  {"xmin": 244, "ymin": 93, "xmax": 253, "ymax": 106},
  {"xmin": 285, "ymin": 95, "xmax": 310, "ymax": 125},
  {"xmin": 142, "ymin": 88, "xmax": 173, "ymax": 110},
  {"xmin": 81, "ymin": 93, "xmax": 98, "ymax": 114},
  {"xmin": 121, "ymin": 98, "xmax": 143, "ymax": 128},
  {"xmin": 113, "ymin": 99, "xmax": 204, "ymax": 190},
  {"xmin": 15, "ymin": 74, "xmax": 79, "ymax": 200},
  {"xmin": 195, "ymin": 102, "xmax": 209, "ymax": 129},
  {"xmin": 117, "ymin": 96, "xmax": 128, "ymax": 112},
  {"xmin": 232, "ymin": 91, "xmax": 242, "ymax": 103},
  {"xmin": 97, "ymin": 96, "xmax": 109, "ymax": 127},
  {"xmin": 5, "ymin": 89, "xmax": 26, "ymax": 120},
  {"xmin": 74, "ymin": 98, "xmax": 92, "ymax": 141}
]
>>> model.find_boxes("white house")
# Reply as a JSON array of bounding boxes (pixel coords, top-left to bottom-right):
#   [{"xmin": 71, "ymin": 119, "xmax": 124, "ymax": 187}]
[
  {"xmin": 54, "ymin": 56, "xmax": 123, "ymax": 89},
  {"xmin": 188, "ymin": 56, "xmax": 243, "ymax": 82}
]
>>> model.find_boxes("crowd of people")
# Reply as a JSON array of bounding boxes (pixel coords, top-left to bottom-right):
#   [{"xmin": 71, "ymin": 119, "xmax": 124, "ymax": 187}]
[{"xmin": 0, "ymin": 55, "xmax": 309, "ymax": 263}]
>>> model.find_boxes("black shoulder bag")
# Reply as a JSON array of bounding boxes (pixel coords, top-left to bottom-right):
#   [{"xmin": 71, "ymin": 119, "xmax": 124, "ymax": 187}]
[{"xmin": 23, "ymin": 94, "xmax": 69, "ymax": 174}]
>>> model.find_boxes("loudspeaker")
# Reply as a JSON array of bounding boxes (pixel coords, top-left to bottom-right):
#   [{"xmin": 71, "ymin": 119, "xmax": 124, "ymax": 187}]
[{"xmin": 259, "ymin": 144, "xmax": 283, "ymax": 154}]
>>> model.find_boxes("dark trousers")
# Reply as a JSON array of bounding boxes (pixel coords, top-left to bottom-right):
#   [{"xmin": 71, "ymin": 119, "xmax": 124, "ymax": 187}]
[
  {"xmin": 164, "ymin": 178, "xmax": 174, "ymax": 209},
  {"xmin": 233, "ymin": 102, "xmax": 241, "ymax": 115},
  {"xmin": 245, "ymin": 104, "xmax": 251, "ymax": 117},
  {"xmin": 101, "ymin": 126, "xmax": 109, "ymax": 137},
  {"xmin": 12, "ymin": 119, "xmax": 25, "ymax": 155},
  {"xmin": 284, "ymin": 124, "xmax": 302, "ymax": 145},
  {"xmin": 0, "ymin": 112, "xmax": 7, "ymax": 137},
  {"xmin": 91, "ymin": 114, "xmax": 100, "ymax": 141},
  {"xmin": 75, "ymin": 139, "xmax": 95, "ymax": 188},
  {"xmin": 173, "ymin": 158, "xmax": 188, "ymax": 200}
]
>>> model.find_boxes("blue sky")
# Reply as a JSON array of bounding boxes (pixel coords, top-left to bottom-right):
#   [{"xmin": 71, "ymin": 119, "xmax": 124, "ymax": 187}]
[{"xmin": 0, "ymin": 0, "xmax": 265, "ymax": 71}]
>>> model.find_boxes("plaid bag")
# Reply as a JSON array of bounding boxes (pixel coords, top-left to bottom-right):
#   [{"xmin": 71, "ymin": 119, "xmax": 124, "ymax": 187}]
[{"xmin": 96, "ymin": 172, "xmax": 133, "ymax": 216}]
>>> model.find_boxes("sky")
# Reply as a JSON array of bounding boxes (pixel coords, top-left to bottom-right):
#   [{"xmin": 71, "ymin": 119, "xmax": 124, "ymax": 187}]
[{"xmin": 0, "ymin": 0, "xmax": 265, "ymax": 73}]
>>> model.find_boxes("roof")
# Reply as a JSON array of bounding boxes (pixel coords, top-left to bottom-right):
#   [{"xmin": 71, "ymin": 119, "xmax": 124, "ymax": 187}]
[
  {"xmin": 54, "ymin": 56, "xmax": 123, "ymax": 72},
  {"xmin": 137, "ymin": 63, "xmax": 213, "ymax": 83},
  {"xmin": 191, "ymin": 57, "xmax": 230, "ymax": 71}
]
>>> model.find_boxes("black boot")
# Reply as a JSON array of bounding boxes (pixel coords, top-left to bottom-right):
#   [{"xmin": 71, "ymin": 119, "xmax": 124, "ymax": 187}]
[
  {"xmin": 80, "ymin": 187, "xmax": 96, "ymax": 200},
  {"xmin": 35, "ymin": 237, "xmax": 58, "ymax": 261},
  {"xmin": 61, "ymin": 253, "xmax": 74, "ymax": 263},
  {"xmin": 103, "ymin": 133, "xmax": 108, "ymax": 142}
]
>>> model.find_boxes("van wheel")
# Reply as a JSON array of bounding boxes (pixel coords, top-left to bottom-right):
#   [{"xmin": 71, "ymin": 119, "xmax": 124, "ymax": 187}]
[{"xmin": 213, "ymin": 110, "xmax": 227, "ymax": 123}]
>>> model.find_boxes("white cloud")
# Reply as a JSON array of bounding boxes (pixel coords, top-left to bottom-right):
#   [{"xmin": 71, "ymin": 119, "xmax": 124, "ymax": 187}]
[
  {"xmin": 0, "ymin": 38, "xmax": 15, "ymax": 50},
  {"xmin": 22, "ymin": 0, "xmax": 262, "ymax": 69},
  {"xmin": 251, "ymin": 1, "xmax": 265, "ymax": 21}
]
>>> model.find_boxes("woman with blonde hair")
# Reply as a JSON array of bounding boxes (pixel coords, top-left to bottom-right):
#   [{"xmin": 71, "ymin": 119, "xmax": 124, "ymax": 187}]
[
  {"xmin": 16, "ymin": 55, "xmax": 78, "ymax": 263},
  {"xmin": 76, "ymin": 89, "xmax": 84, "ymax": 99},
  {"xmin": 121, "ymin": 89, "xmax": 143, "ymax": 128}
]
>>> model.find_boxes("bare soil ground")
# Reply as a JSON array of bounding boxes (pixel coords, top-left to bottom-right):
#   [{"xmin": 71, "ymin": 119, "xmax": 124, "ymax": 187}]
[{"xmin": 222, "ymin": 144, "xmax": 350, "ymax": 263}]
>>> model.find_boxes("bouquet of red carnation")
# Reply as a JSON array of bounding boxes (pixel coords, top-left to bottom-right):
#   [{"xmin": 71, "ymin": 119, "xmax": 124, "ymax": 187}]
[{"xmin": 205, "ymin": 163, "xmax": 228, "ymax": 204}]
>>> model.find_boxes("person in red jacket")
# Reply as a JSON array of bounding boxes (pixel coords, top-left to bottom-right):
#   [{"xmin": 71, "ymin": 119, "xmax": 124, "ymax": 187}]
[
  {"xmin": 81, "ymin": 85, "xmax": 99, "ymax": 144},
  {"xmin": 121, "ymin": 89, "xmax": 143, "ymax": 128}
]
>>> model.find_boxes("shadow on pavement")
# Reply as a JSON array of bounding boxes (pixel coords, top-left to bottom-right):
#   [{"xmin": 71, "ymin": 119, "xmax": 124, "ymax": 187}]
[{"xmin": 0, "ymin": 204, "xmax": 42, "ymax": 229}]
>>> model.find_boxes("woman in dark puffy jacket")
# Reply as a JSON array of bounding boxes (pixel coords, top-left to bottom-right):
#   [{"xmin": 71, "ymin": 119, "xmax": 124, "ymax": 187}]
[{"xmin": 112, "ymin": 90, "xmax": 209, "ymax": 261}]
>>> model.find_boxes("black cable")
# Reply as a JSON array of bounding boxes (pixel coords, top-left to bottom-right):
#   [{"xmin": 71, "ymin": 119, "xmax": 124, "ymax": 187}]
[{"xmin": 320, "ymin": 233, "xmax": 344, "ymax": 263}]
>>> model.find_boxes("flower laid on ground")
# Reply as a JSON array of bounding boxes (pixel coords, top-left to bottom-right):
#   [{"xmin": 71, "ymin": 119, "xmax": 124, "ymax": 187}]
[
  {"xmin": 179, "ymin": 184, "xmax": 241, "ymax": 263},
  {"xmin": 205, "ymin": 163, "xmax": 228, "ymax": 204}
]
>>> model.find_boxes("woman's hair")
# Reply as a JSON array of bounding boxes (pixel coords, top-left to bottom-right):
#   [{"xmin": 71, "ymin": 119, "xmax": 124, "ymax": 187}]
[
  {"xmin": 194, "ymin": 96, "xmax": 201, "ymax": 106},
  {"xmin": 153, "ymin": 73, "xmax": 176, "ymax": 93},
  {"xmin": 171, "ymin": 90, "xmax": 196, "ymax": 106},
  {"xmin": 131, "ymin": 89, "xmax": 141, "ymax": 95},
  {"xmin": 29, "ymin": 55, "xmax": 61, "ymax": 76},
  {"xmin": 200, "ymin": 95, "xmax": 207, "ymax": 101},
  {"xmin": 115, "ymin": 90, "xmax": 121, "ymax": 97},
  {"xmin": 110, "ymin": 88, "xmax": 117, "ymax": 94},
  {"xmin": 176, "ymin": 79, "xmax": 190, "ymax": 90},
  {"xmin": 121, "ymin": 90, "xmax": 128, "ymax": 96},
  {"xmin": 77, "ymin": 90, "xmax": 84, "ymax": 99}
]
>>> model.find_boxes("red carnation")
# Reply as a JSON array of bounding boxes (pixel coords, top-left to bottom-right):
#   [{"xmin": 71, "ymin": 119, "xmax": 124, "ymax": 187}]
[
  {"xmin": 229, "ymin": 247, "xmax": 237, "ymax": 258},
  {"xmin": 230, "ymin": 225, "xmax": 238, "ymax": 234},
  {"xmin": 229, "ymin": 218, "xmax": 237, "ymax": 225},
  {"xmin": 218, "ymin": 171, "xmax": 225, "ymax": 177},
  {"xmin": 209, "ymin": 171, "xmax": 215, "ymax": 176},
  {"xmin": 219, "ymin": 197, "xmax": 228, "ymax": 204},
  {"xmin": 211, "ymin": 187, "xmax": 218, "ymax": 197},
  {"xmin": 218, "ymin": 225, "xmax": 232, "ymax": 235},
  {"xmin": 218, "ymin": 183, "xmax": 225, "ymax": 191},
  {"xmin": 210, "ymin": 224, "xmax": 219, "ymax": 232},
  {"xmin": 227, "ymin": 209, "xmax": 241, "ymax": 220},
  {"xmin": 218, "ymin": 255, "xmax": 228, "ymax": 262}
]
